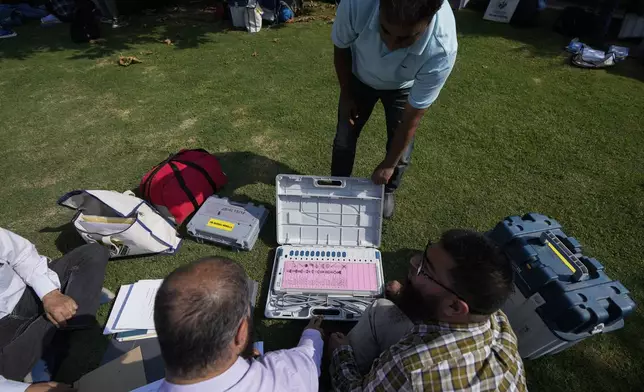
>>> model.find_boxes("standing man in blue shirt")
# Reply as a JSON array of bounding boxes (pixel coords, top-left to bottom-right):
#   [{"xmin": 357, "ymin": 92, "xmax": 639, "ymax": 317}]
[{"xmin": 331, "ymin": 0, "xmax": 457, "ymax": 218}]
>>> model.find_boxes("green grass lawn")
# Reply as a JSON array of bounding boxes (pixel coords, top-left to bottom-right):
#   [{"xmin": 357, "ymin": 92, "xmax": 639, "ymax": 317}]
[{"xmin": 1, "ymin": 5, "xmax": 644, "ymax": 391}]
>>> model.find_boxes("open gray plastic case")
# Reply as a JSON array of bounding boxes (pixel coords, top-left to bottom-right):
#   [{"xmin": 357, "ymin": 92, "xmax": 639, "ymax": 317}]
[{"xmin": 264, "ymin": 175, "xmax": 386, "ymax": 321}]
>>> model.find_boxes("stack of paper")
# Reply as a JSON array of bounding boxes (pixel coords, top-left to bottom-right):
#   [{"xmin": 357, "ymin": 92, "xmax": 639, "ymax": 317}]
[
  {"xmin": 104, "ymin": 279, "xmax": 162, "ymax": 342},
  {"xmin": 104, "ymin": 278, "xmax": 259, "ymax": 343}
]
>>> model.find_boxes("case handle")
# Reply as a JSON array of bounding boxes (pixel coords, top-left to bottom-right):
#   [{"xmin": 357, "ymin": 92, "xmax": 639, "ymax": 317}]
[{"xmin": 314, "ymin": 179, "xmax": 345, "ymax": 188}]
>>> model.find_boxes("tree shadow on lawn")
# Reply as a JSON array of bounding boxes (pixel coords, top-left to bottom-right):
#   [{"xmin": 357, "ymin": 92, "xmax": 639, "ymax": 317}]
[
  {"xmin": 525, "ymin": 309, "xmax": 644, "ymax": 391},
  {"xmin": 0, "ymin": 3, "xmax": 230, "ymax": 61},
  {"xmin": 456, "ymin": 8, "xmax": 568, "ymax": 59},
  {"xmin": 455, "ymin": 8, "xmax": 644, "ymax": 83}
]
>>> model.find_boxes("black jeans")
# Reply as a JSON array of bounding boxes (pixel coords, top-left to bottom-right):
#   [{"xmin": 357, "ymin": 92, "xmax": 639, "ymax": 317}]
[
  {"xmin": 331, "ymin": 75, "xmax": 414, "ymax": 193},
  {"xmin": 0, "ymin": 244, "xmax": 109, "ymax": 381}
]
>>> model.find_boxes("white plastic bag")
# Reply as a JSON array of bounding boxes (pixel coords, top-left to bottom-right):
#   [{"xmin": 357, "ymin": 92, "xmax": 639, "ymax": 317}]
[
  {"xmin": 229, "ymin": 5, "xmax": 263, "ymax": 33},
  {"xmin": 248, "ymin": 5, "xmax": 263, "ymax": 33},
  {"xmin": 483, "ymin": 0, "xmax": 520, "ymax": 23},
  {"xmin": 59, "ymin": 190, "xmax": 182, "ymax": 258}
]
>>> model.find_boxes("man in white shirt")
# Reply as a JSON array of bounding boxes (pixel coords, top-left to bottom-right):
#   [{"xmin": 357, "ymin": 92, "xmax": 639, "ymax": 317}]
[
  {"xmin": 144, "ymin": 256, "xmax": 325, "ymax": 392},
  {"xmin": 0, "ymin": 227, "xmax": 110, "ymax": 392}
]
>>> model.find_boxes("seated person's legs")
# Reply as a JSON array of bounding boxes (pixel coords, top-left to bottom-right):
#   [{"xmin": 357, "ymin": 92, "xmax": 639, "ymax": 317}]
[
  {"xmin": 347, "ymin": 298, "xmax": 413, "ymax": 375},
  {"xmin": 0, "ymin": 242, "xmax": 109, "ymax": 381},
  {"xmin": 0, "ymin": 290, "xmax": 57, "ymax": 380},
  {"xmin": 48, "ymin": 244, "xmax": 111, "ymax": 328}
]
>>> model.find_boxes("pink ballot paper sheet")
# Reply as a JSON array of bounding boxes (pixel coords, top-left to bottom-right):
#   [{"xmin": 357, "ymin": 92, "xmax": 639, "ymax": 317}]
[{"xmin": 281, "ymin": 260, "xmax": 379, "ymax": 292}]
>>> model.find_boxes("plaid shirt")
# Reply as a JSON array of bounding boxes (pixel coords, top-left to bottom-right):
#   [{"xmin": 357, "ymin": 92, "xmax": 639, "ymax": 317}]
[{"xmin": 330, "ymin": 311, "xmax": 526, "ymax": 392}]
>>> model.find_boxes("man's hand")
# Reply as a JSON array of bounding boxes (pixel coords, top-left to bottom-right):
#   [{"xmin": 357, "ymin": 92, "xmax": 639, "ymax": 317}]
[
  {"xmin": 42, "ymin": 290, "xmax": 78, "ymax": 328},
  {"xmin": 305, "ymin": 315, "xmax": 324, "ymax": 337},
  {"xmin": 371, "ymin": 162, "xmax": 395, "ymax": 185},
  {"xmin": 329, "ymin": 332, "xmax": 351, "ymax": 355},
  {"xmin": 340, "ymin": 92, "xmax": 359, "ymax": 126},
  {"xmin": 26, "ymin": 382, "xmax": 76, "ymax": 392},
  {"xmin": 385, "ymin": 280, "xmax": 403, "ymax": 300}
]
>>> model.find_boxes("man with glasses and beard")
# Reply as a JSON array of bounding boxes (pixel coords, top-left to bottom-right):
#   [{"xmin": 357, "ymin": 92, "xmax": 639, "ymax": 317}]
[
  {"xmin": 149, "ymin": 257, "xmax": 325, "ymax": 392},
  {"xmin": 329, "ymin": 229, "xmax": 527, "ymax": 391}
]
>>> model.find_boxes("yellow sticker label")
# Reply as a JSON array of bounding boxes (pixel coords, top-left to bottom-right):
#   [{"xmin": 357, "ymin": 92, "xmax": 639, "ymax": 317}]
[
  {"xmin": 546, "ymin": 242, "xmax": 576, "ymax": 273},
  {"xmin": 207, "ymin": 219, "xmax": 235, "ymax": 232}
]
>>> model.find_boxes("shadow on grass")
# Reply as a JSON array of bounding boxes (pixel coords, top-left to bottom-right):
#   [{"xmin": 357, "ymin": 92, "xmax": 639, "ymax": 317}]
[
  {"xmin": 196, "ymin": 151, "xmax": 300, "ymax": 248},
  {"xmin": 525, "ymin": 311, "xmax": 644, "ymax": 391},
  {"xmin": 455, "ymin": 7, "xmax": 644, "ymax": 82},
  {"xmin": 39, "ymin": 151, "xmax": 299, "ymax": 253},
  {"xmin": 0, "ymin": 1, "xmax": 229, "ymax": 61},
  {"xmin": 456, "ymin": 8, "xmax": 568, "ymax": 58},
  {"xmin": 40, "ymin": 222, "xmax": 87, "ymax": 255}
]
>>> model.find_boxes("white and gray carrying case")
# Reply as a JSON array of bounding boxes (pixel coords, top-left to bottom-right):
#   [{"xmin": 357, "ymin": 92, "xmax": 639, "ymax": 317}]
[{"xmin": 187, "ymin": 196, "xmax": 268, "ymax": 251}]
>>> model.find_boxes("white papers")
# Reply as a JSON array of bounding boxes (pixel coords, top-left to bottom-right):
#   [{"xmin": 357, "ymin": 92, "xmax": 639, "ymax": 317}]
[
  {"xmin": 116, "ymin": 280, "xmax": 162, "ymax": 330},
  {"xmin": 104, "ymin": 280, "xmax": 162, "ymax": 335},
  {"xmin": 104, "ymin": 284, "xmax": 133, "ymax": 335}
]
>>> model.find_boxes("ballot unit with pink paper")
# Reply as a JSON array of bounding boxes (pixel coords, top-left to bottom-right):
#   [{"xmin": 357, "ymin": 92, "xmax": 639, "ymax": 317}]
[{"xmin": 265, "ymin": 175, "xmax": 385, "ymax": 321}]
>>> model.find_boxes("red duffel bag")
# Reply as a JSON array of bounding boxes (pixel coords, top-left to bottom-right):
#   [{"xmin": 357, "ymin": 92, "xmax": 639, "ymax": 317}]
[{"xmin": 140, "ymin": 149, "xmax": 228, "ymax": 225}]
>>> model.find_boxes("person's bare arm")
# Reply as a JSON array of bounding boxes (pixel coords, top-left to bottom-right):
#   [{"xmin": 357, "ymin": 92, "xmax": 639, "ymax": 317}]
[
  {"xmin": 335, "ymin": 46, "xmax": 360, "ymax": 125},
  {"xmin": 334, "ymin": 46, "xmax": 353, "ymax": 96},
  {"xmin": 372, "ymin": 105, "xmax": 426, "ymax": 184}
]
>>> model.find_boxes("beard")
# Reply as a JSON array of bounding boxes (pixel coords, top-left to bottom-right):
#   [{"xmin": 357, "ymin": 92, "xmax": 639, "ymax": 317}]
[{"xmin": 397, "ymin": 278, "xmax": 441, "ymax": 323}]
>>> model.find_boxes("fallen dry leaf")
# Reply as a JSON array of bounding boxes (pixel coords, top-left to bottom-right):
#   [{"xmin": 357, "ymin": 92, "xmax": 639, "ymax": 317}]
[
  {"xmin": 118, "ymin": 56, "xmax": 143, "ymax": 67},
  {"xmin": 163, "ymin": 39, "xmax": 173, "ymax": 45},
  {"xmin": 251, "ymin": 51, "xmax": 258, "ymax": 57},
  {"xmin": 89, "ymin": 38, "xmax": 107, "ymax": 44}
]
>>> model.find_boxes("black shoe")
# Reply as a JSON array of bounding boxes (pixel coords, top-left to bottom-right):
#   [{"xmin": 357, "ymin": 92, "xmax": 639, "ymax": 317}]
[{"xmin": 383, "ymin": 192, "xmax": 395, "ymax": 219}]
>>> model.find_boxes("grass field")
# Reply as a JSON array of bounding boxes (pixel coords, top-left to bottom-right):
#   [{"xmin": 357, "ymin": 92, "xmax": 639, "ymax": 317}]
[{"xmin": 1, "ymin": 4, "xmax": 643, "ymax": 391}]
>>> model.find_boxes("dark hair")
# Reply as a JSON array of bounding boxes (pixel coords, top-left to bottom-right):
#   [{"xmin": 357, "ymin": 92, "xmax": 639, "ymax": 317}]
[
  {"xmin": 440, "ymin": 229, "xmax": 514, "ymax": 315},
  {"xmin": 380, "ymin": 0, "xmax": 443, "ymax": 25},
  {"xmin": 154, "ymin": 257, "xmax": 250, "ymax": 379}
]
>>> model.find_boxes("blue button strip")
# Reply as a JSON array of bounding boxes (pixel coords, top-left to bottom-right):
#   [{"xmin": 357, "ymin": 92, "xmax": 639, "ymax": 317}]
[{"xmin": 286, "ymin": 249, "xmax": 354, "ymax": 258}]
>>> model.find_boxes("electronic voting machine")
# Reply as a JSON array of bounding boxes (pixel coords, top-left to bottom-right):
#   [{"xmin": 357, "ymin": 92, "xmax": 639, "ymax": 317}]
[{"xmin": 264, "ymin": 175, "xmax": 385, "ymax": 321}]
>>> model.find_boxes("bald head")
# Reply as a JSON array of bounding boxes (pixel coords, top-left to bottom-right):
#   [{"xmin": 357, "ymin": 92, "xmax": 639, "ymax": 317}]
[{"xmin": 154, "ymin": 257, "xmax": 250, "ymax": 380}]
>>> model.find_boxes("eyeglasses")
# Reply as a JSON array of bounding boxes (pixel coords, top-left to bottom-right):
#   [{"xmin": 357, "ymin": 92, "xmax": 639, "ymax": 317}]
[{"xmin": 413, "ymin": 241, "xmax": 469, "ymax": 306}]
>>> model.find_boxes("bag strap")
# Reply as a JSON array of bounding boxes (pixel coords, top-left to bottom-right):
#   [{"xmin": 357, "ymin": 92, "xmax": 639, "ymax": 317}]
[
  {"xmin": 172, "ymin": 159, "xmax": 219, "ymax": 193},
  {"xmin": 169, "ymin": 162, "xmax": 200, "ymax": 212},
  {"xmin": 141, "ymin": 152, "xmax": 178, "ymax": 199},
  {"xmin": 141, "ymin": 149, "xmax": 215, "ymax": 199}
]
